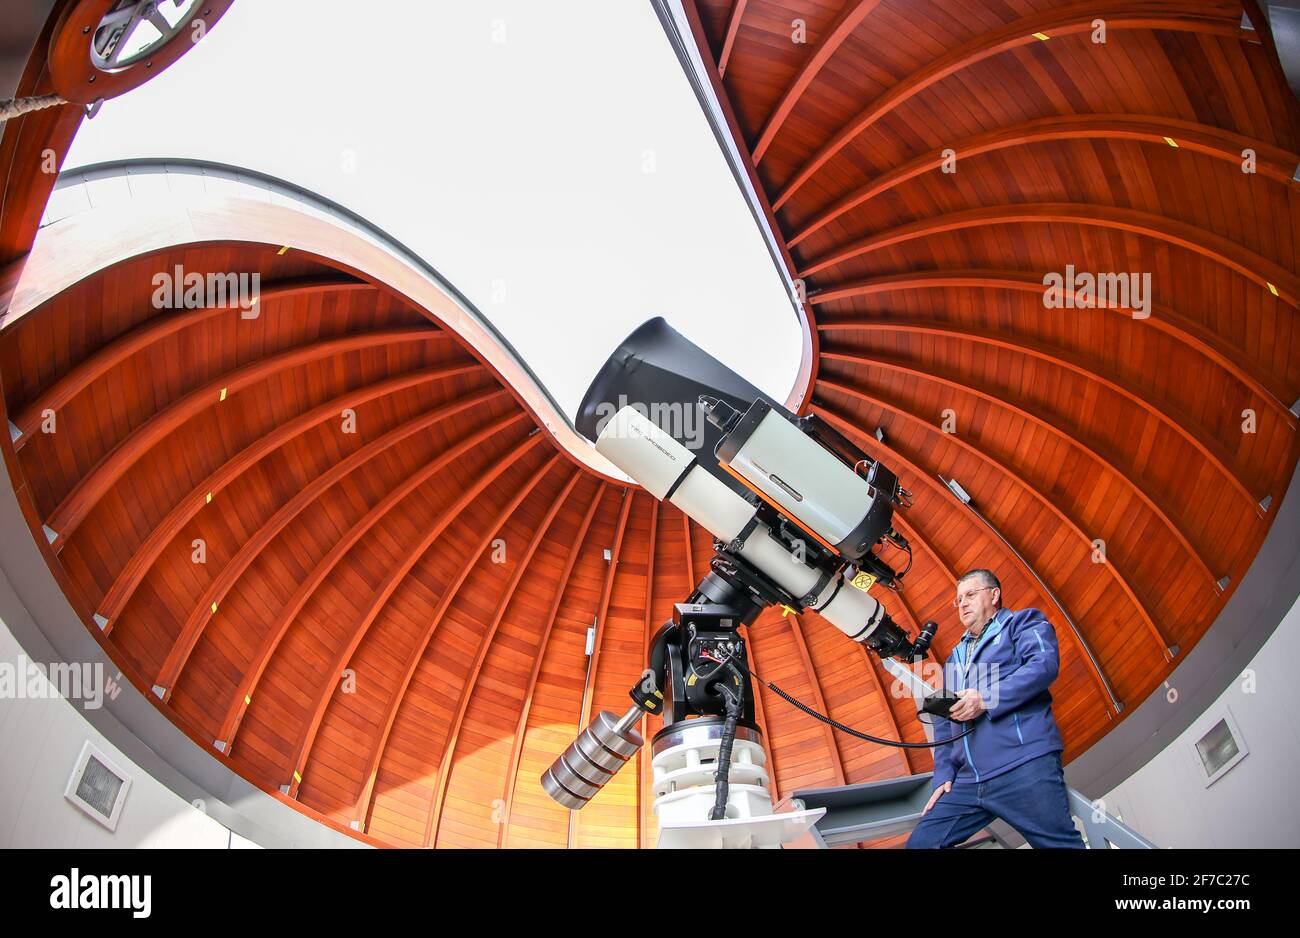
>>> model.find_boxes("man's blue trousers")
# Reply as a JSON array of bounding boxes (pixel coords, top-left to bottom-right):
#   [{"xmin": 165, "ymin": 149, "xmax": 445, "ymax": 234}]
[{"xmin": 906, "ymin": 751, "xmax": 1086, "ymax": 849}]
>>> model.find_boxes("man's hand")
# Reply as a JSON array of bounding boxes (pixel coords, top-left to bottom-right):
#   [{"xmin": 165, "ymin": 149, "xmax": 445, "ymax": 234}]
[
  {"xmin": 923, "ymin": 781, "xmax": 952, "ymax": 816},
  {"xmin": 948, "ymin": 688, "xmax": 986, "ymax": 722}
]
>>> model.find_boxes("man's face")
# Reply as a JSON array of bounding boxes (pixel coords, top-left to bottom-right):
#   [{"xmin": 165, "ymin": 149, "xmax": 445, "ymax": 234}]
[{"xmin": 955, "ymin": 577, "xmax": 999, "ymax": 630}]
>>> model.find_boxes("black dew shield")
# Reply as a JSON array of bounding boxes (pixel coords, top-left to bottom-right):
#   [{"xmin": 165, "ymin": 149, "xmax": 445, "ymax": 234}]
[{"xmin": 575, "ymin": 317, "xmax": 792, "ymax": 498}]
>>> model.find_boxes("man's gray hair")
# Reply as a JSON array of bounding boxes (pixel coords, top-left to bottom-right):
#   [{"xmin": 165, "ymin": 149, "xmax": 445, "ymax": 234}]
[{"xmin": 958, "ymin": 568, "xmax": 1002, "ymax": 607}]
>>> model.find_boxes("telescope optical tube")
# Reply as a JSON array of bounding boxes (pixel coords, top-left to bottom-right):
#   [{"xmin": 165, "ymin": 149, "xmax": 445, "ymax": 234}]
[{"xmin": 594, "ymin": 405, "xmax": 893, "ymax": 646}]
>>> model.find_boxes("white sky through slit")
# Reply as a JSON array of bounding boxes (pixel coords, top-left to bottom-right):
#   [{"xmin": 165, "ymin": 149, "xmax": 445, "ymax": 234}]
[{"xmin": 65, "ymin": 0, "xmax": 803, "ymax": 422}]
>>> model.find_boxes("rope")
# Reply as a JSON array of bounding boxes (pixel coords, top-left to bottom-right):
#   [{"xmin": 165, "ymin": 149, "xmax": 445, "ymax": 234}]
[{"xmin": 0, "ymin": 94, "xmax": 68, "ymax": 125}]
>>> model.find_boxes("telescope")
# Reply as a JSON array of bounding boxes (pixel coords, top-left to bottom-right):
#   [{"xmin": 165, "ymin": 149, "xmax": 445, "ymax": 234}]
[{"xmin": 542, "ymin": 319, "xmax": 933, "ymax": 847}]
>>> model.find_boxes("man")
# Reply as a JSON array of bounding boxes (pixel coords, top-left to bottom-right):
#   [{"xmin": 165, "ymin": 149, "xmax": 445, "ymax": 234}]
[{"xmin": 906, "ymin": 569, "xmax": 1085, "ymax": 848}]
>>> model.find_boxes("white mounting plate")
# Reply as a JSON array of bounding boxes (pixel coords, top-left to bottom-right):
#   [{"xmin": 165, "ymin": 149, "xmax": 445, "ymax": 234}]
[{"xmin": 655, "ymin": 807, "xmax": 826, "ymax": 849}]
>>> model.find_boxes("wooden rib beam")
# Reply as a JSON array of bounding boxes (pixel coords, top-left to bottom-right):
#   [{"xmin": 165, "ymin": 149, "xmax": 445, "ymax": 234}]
[
  {"xmin": 888, "ymin": 581, "xmax": 963, "ymax": 735},
  {"xmin": 821, "ymin": 376, "xmax": 1180, "ymax": 675},
  {"xmin": 577, "ymin": 490, "xmax": 635, "ymax": 729},
  {"xmin": 751, "ymin": 0, "xmax": 884, "ymax": 162},
  {"xmin": 569, "ymin": 488, "xmax": 634, "ymax": 848},
  {"xmin": 821, "ymin": 347, "xmax": 1221, "ymax": 586},
  {"xmin": 772, "ymin": 5, "xmax": 1254, "ymax": 208},
  {"xmin": 788, "ymin": 115, "xmax": 1300, "ymax": 246},
  {"xmin": 681, "ymin": 512, "xmax": 696, "ymax": 584},
  {"xmin": 287, "ymin": 433, "xmax": 547, "ymax": 798},
  {"xmin": 639, "ymin": 498, "xmax": 660, "ymax": 850},
  {"xmin": 855, "ymin": 643, "xmax": 912, "ymax": 774},
  {"xmin": 883, "ymin": 576, "xmax": 932, "ymax": 656},
  {"xmin": 817, "ymin": 320, "xmax": 1270, "ymax": 513},
  {"xmin": 810, "ymin": 270, "xmax": 1298, "ymax": 426},
  {"xmin": 99, "ymin": 365, "xmax": 490, "ymax": 631},
  {"xmin": 894, "ymin": 513, "xmax": 956, "ymax": 593},
  {"xmin": 43, "ymin": 327, "xmax": 450, "ymax": 542},
  {"xmin": 745, "ymin": 639, "xmax": 782, "ymax": 805},
  {"xmin": 10, "ymin": 278, "xmax": 371, "ymax": 447},
  {"xmin": 356, "ymin": 465, "xmax": 579, "ymax": 821},
  {"xmin": 153, "ymin": 386, "xmax": 512, "ymax": 697},
  {"xmin": 496, "ymin": 484, "xmax": 606, "ymax": 847},
  {"xmin": 422, "ymin": 463, "xmax": 577, "ymax": 846},
  {"xmin": 877, "ymin": 570, "xmax": 944, "ymax": 671},
  {"xmin": 745, "ymin": 641, "xmax": 784, "ymax": 804},
  {"xmin": 717, "ymin": 0, "xmax": 749, "ymax": 77},
  {"xmin": 817, "ymin": 375, "xmax": 1174, "ymax": 657},
  {"xmin": 813, "ymin": 401, "xmax": 1119, "ymax": 714},
  {"xmin": 786, "ymin": 612, "xmax": 848, "ymax": 787},
  {"xmin": 214, "ymin": 410, "xmax": 529, "ymax": 748},
  {"xmin": 798, "ymin": 202, "xmax": 1300, "ymax": 306}
]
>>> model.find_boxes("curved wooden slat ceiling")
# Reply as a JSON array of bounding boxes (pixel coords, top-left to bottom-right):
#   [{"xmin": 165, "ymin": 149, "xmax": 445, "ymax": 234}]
[
  {"xmin": 688, "ymin": 0, "xmax": 1300, "ymax": 794},
  {"xmin": 1, "ymin": 0, "xmax": 1298, "ymax": 849}
]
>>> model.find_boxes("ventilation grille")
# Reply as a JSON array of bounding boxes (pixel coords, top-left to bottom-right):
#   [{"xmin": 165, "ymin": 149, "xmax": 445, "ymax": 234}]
[
  {"xmin": 64, "ymin": 741, "xmax": 132, "ymax": 830},
  {"xmin": 75, "ymin": 755, "xmax": 125, "ymax": 818}
]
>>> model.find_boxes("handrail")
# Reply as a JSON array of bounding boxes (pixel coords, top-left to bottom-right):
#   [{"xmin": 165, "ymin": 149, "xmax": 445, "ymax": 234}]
[{"xmin": 1068, "ymin": 788, "xmax": 1158, "ymax": 849}]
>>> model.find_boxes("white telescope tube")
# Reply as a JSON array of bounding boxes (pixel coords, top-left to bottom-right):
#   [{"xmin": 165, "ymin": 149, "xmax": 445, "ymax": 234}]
[{"xmin": 594, "ymin": 406, "xmax": 889, "ymax": 643}]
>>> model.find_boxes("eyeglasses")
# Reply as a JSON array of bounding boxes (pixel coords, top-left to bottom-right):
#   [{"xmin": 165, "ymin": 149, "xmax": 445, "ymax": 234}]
[{"xmin": 952, "ymin": 586, "xmax": 996, "ymax": 609}]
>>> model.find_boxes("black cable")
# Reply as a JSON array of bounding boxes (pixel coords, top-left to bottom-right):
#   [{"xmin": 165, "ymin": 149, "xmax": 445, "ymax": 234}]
[
  {"xmin": 897, "ymin": 540, "xmax": 913, "ymax": 577},
  {"xmin": 733, "ymin": 656, "xmax": 975, "ymax": 749},
  {"xmin": 709, "ymin": 675, "xmax": 743, "ymax": 821}
]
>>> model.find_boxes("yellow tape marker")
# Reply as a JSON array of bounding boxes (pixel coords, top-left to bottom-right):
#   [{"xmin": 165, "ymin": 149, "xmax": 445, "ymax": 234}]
[
  {"xmin": 851, "ymin": 572, "xmax": 878, "ymax": 592},
  {"xmin": 205, "ymin": 492, "xmax": 212, "ymax": 504},
  {"xmin": 244, "ymin": 695, "xmax": 252, "ymax": 705},
  {"xmin": 1032, "ymin": 31, "xmax": 1049, "ymax": 40},
  {"xmin": 293, "ymin": 771, "xmax": 302, "ymax": 783},
  {"xmin": 210, "ymin": 601, "xmax": 218, "ymax": 614},
  {"xmin": 1267, "ymin": 282, "xmax": 1279, "ymax": 297},
  {"xmin": 1163, "ymin": 136, "xmax": 1178, "ymax": 148},
  {"xmin": 218, "ymin": 387, "xmax": 227, "ymax": 402},
  {"xmin": 277, "ymin": 246, "xmax": 290, "ymax": 255}
]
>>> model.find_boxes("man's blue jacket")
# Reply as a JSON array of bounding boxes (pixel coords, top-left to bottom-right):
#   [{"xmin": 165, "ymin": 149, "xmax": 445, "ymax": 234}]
[{"xmin": 931, "ymin": 606, "xmax": 1065, "ymax": 787}]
